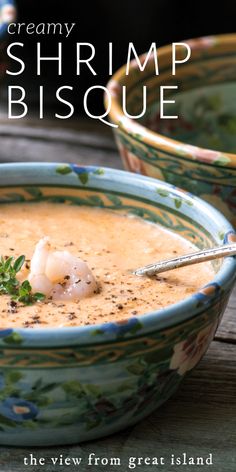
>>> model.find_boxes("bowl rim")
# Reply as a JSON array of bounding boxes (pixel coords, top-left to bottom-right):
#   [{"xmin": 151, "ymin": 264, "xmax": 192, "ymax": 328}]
[
  {"xmin": 106, "ymin": 32, "xmax": 236, "ymax": 166},
  {"xmin": 0, "ymin": 161, "xmax": 236, "ymax": 346},
  {"xmin": 0, "ymin": 0, "xmax": 17, "ymax": 39}
]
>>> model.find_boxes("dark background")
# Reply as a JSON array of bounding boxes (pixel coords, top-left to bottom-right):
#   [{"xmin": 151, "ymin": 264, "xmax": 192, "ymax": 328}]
[{"xmin": 5, "ymin": 0, "xmax": 236, "ymax": 117}]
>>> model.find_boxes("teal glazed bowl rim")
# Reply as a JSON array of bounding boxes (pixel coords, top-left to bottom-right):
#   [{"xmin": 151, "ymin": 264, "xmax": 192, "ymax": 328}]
[
  {"xmin": 0, "ymin": 162, "xmax": 235, "ymax": 348},
  {"xmin": 0, "ymin": 0, "xmax": 16, "ymax": 39}
]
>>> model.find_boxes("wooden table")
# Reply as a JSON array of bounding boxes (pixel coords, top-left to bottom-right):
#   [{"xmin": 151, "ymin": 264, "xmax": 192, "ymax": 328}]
[{"xmin": 0, "ymin": 119, "xmax": 235, "ymax": 472}]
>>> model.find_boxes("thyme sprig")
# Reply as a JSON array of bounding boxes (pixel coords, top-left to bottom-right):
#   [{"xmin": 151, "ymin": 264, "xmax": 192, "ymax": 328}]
[{"xmin": 0, "ymin": 255, "xmax": 45, "ymax": 305}]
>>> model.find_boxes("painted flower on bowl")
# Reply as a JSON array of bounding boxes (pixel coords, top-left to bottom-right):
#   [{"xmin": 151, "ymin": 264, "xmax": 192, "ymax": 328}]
[
  {"xmin": 94, "ymin": 398, "xmax": 116, "ymax": 416},
  {"xmin": 224, "ymin": 230, "xmax": 236, "ymax": 244},
  {"xmin": 0, "ymin": 397, "xmax": 39, "ymax": 422},
  {"xmin": 195, "ymin": 283, "xmax": 221, "ymax": 305},
  {"xmin": 0, "ymin": 328, "xmax": 13, "ymax": 338},
  {"xmin": 169, "ymin": 320, "xmax": 218, "ymax": 376},
  {"xmin": 99, "ymin": 317, "xmax": 142, "ymax": 337},
  {"xmin": 183, "ymin": 145, "xmax": 222, "ymax": 164},
  {"xmin": 186, "ymin": 36, "xmax": 217, "ymax": 51}
]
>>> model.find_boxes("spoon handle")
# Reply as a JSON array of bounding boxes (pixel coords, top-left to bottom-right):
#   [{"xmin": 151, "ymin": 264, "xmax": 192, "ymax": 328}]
[{"xmin": 133, "ymin": 243, "xmax": 236, "ymax": 277}]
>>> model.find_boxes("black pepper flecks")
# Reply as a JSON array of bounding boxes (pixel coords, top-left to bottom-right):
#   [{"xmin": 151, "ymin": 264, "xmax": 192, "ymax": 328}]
[
  {"xmin": 117, "ymin": 304, "xmax": 123, "ymax": 310},
  {"xmin": 7, "ymin": 300, "xmax": 18, "ymax": 314}
]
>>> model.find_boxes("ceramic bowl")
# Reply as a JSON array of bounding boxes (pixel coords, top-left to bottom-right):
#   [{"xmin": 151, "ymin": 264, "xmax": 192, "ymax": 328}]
[
  {"xmin": 107, "ymin": 33, "xmax": 236, "ymax": 227},
  {"xmin": 0, "ymin": 0, "xmax": 16, "ymax": 38},
  {"xmin": 0, "ymin": 163, "xmax": 235, "ymax": 446},
  {"xmin": 0, "ymin": 0, "xmax": 16, "ymax": 80}
]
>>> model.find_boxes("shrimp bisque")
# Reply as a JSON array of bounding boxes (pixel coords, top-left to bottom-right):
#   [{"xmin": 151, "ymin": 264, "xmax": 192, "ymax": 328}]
[{"xmin": 0, "ymin": 202, "xmax": 214, "ymax": 328}]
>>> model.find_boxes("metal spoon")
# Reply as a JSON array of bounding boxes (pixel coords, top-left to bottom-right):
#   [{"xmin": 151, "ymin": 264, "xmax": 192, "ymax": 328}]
[{"xmin": 133, "ymin": 243, "xmax": 236, "ymax": 277}]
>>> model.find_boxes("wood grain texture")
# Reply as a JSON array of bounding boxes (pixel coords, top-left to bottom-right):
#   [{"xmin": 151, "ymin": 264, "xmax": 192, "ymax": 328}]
[
  {"xmin": 0, "ymin": 121, "xmax": 120, "ymax": 168},
  {"xmin": 216, "ymin": 288, "xmax": 236, "ymax": 342}
]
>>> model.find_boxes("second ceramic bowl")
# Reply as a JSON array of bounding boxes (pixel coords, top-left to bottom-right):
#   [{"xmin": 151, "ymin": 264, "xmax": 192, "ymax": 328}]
[{"xmin": 107, "ymin": 33, "xmax": 236, "ymax": 227}]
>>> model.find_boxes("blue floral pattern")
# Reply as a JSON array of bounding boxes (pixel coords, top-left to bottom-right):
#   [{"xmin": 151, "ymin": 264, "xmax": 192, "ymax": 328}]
[
  {"xmin": 0, "ymin": 329, "xmax": 13, "ymax": 338},
  {"xmin": 0, "ymin": 398, "xmax": 38, "ymax": 422}
]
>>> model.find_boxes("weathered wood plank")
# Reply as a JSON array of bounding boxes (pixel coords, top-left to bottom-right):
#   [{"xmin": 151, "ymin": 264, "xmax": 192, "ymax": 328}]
[
  {"xmin": 0, "ymin": 123, "xmax": 121, "ymax": 167},
  {"xmin": 0, "ymin": 341, "xmax": 235, "ymax": 471},
  {"xmin": 0, "ymin": 135, "xmax": 121, "ymax": 167},
  {"xmin": 0, "ymin": 122, "xmax": 116, "ymax": 150},
  {"xmin": 216, "ymin": 286, "xmax": 236, "ymax": 342},
  {"xmin": 0, "ymin": 119, "xmax": 118, "ymax": 167}
]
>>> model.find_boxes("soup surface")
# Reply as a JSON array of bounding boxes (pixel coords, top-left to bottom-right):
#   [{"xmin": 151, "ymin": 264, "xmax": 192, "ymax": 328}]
[{"xmin": 0, "ymin": 203, "xmax": 214, "ymax": 328}]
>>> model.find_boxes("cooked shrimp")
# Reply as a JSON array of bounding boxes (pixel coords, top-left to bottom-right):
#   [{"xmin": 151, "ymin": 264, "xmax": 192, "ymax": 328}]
[{"xmin": 28, "ymin": 237, "xmax": 97, "ymax": 301}]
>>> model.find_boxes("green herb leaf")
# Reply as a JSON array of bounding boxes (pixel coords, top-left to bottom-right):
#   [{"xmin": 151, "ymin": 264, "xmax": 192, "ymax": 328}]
[
  {"xmin": 4, "ymin": 257, "xmax": 14, "ymax": 271},
  {"xmin": 13, "ymin": 255, "xmax": 25, "ymax": 273},
  {"xmin": 33, "ymin": 292, "xmax": 46, "ymax": 302},
  {"xmin": 0, "ymin": 254, "xmax": 45, "ymax": 306}
]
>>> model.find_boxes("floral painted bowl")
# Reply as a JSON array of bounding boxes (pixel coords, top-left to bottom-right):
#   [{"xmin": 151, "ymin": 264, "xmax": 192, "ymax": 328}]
[
  {"xmin": 0, "ymin": 162, "xmax": 235, "ymax": 446},
  {"xmin": 107, "ymin": 33, "xmax": 236, "ymax": 227}
]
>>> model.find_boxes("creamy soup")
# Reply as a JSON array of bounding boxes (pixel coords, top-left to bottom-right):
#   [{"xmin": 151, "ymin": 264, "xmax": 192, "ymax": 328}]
[{"xmin": 0, "ymin": 203, "xmax": 214, "ymax": 328}]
